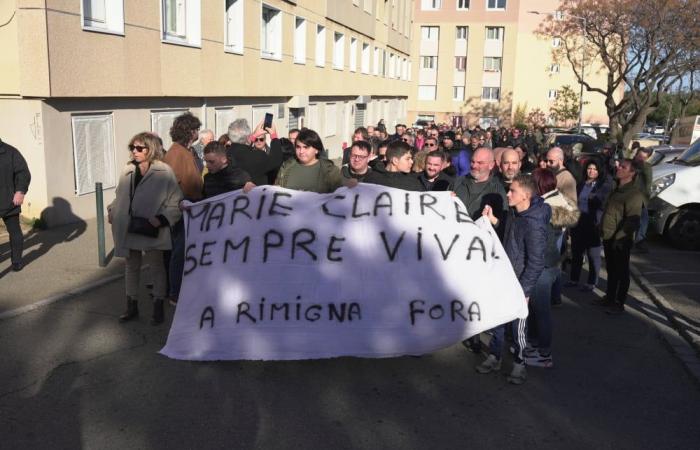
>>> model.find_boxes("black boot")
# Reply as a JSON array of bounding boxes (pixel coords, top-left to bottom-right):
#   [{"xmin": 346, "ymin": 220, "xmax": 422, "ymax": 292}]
[
  {"xmin": 151, "ymin": 298, "xmax": 164, "ymax": 325},
  {"xmin": 119, "ymin": 297, "xmax": 139, "ymax": 322}
]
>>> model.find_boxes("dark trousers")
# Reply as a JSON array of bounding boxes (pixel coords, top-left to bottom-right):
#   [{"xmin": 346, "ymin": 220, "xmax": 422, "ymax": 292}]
[
  {"xmin": 168, "ymin": 219, "xmax": 185, "ymax": 299},
  {"xmin": 603, "ymin": 239, "xmax": 633, "ymax": 305},
  {"xmin": 2, "ymin": 214, "xmax": 23, "ymax": 264}
]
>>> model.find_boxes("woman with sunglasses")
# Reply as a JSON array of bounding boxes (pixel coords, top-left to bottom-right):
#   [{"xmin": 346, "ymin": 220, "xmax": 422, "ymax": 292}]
[
  {"xmin": 108, "ymin": 132, "xmax": 183, "ymax": 325},
  {"xmin": 275, "ymin": 128, "xmax": 342, "ymax": 193}
]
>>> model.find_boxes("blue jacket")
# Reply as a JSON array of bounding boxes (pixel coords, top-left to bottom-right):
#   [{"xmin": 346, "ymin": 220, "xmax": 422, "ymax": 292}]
[{"xmin": 502, "ymin": 196, "xmax": 550, "ymax": 298}]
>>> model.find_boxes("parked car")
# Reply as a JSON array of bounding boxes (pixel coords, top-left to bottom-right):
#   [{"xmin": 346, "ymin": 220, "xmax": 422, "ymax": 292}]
[
  {"xmin": 545, "ymin": 133, "xmax": 602, "ymax": 154},
  {"xmin": 648, "ymin": 139, "xmax": 700, "ymax": 249},
  {"xmin": 646, "ymin": 145, "xmax": 687, "ymax": 166},
  {"xmin": 569, "ymin": 124, "xmax": 609, "ymax": 140}
]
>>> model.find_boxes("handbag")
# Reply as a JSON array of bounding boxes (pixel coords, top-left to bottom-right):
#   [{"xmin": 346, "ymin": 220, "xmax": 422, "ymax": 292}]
[{"xmin": 127, "ymin": 170, "xmax": 159, "ymax": 238}]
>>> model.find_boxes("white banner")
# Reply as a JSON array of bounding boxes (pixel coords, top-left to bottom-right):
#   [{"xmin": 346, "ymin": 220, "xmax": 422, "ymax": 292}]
[{"xmin": 160, "ymin": 185, "xmax": 527, "ymax": 361}]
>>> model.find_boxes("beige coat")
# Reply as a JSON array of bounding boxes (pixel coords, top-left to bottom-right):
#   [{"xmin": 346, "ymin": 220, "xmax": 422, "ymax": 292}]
[{"xmin": 108, "ymin": 161, "xmax": 183, "ymax": 258}]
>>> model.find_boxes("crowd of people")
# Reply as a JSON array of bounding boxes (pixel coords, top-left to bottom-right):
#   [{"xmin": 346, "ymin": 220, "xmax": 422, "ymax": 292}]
[{"xmin": 93, "ymin": 113, "xmax": 651, "ymax": 384}]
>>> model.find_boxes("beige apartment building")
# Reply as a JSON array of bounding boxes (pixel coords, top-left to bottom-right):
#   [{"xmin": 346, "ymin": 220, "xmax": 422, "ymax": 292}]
[
  {"xmin": 0, "ymin": 0, "xmax": 413, "ymax": 225},
  {"xmin": 408, "ymin": 0, "xmax": 611, "ymax": 128}
]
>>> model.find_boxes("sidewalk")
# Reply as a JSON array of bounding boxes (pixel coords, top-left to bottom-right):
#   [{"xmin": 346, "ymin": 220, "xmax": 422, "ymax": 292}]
[{"xmin": 0, "ymin": 217, "xmax": 123, "ymax": 317}]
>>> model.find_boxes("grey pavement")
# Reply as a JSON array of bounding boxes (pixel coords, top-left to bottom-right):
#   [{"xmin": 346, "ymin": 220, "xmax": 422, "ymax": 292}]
[
  {"xmin": 0, "ymin": 218, "xmax": 123, "ymax": 316},
  {"xmin": 1, "ymin": 230, "xmax": 700, "ymax": 448}
]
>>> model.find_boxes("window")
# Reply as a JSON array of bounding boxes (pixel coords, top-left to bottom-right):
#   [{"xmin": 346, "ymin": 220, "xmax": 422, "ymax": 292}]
[
  {"xmin": 453, "ymin": 86, "xmax": 465, "ymax": 101},
  {"xmin": 421, "ymin": 0, "xmax": 442, "ymax": 10},
  {"xmin": 333, "ymin": 32, "xmax": 345, "ymax": 70},
  {"xmin": 549, "ymin": 63, "xmax": 560, "ymax": 73},
  {"xmin": 455, "ymin": 56, "xmax": 466, "ymax": 71},
  {"xmin": 554, "ymin": 10, "xmax": 564, "ymax": 20},
  {"xmin": 325, "ymin": 103, "xmax": 337, "ymax": 137},
  {"xmin": 162, "ymin": 0, "xmax": 201, "ymax": 46},
  {"xmin": 548, "ymin": 89, "xmax": 558, "ymax": 100},
  {"xmin": 456, "ymin": 26, "xmax": 468, "ymax": 40},
  {"xmin": 457, "ymin": 0, "xmax": 470, "ymax": 9},
  {"xmin": 483, "ymin": 57, "xmax": 501, "ymax": 71},
  {"xmin": 418, "ymin": 85, "xmax": 437, "ymax": 100},
  {"xmin": 214, "ymin": 108, "xmax": 237, "ymax": 137},
  {"xmin": 422, "ymin": 56, "xmax": 437, "ymax": 69},
  {"xmin": 82, "ymin": 0, "xmax": 124, "ymax": 34},
  {"xmin": 288, "ymin": 108, "xmax": 304, "ymax": 130},
  {"xmin": 294, "ymin": 17, "xmax": 306, "ymax": 64},
  {"xmin": 373, "ymin": 47, "xmax": 380, "ymax": 75},
  {"xmin": 485, "ymin": 26, "xmax": 503, "ymax": 40},
  {"xmin": 482, "ymin": 87, "xmax": 500, "ymax": 101},
  {"xmin": 486, "ymin": 0, "xmax": 506, "ymax": 10},
  {"xmin": 349, "ymin": 38, "xmax": 357, "ymax": 72},
  {"xmin": 261, "ymin": 5, "xmax": 282, "ymax": 59},
  {"xmin": 71, "ymin": 114, "xmax": 116, "ymax": 195},
  {"xmin": 421, "ymin": 26, "xmax": 439, "ymax": 41},
  {"xmin": 224, "ymin": 0, "xmax": 243, "ymax": 53},
  {"xmin": 151, "ymin": 110, "xmax": 187, "ymax": 149},
  {"xmin": 316, "ymin": 25, "xmax": 326, "ymax": 67},
  {"xmin": 307, "ymin": 103, "xmax": 319, "ymax": 130},
  {"xmin": 552, "ymin": 37, "xmax": 561, "ymax": 47},
  {"xmin": 361, "ymin": 43, "xmax": 370, "ymax": 74}
]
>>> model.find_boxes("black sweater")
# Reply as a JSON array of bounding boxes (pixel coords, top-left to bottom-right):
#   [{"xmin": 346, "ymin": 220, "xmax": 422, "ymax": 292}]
[{"xmin": 203, "ymin": 165, "xmax": 251, "ymax": 199}]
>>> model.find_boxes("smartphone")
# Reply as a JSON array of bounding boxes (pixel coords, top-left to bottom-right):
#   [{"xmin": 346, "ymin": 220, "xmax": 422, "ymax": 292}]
[{"xmin": 264, "ymin": 113, "xmax": 273, "ymax": 129}]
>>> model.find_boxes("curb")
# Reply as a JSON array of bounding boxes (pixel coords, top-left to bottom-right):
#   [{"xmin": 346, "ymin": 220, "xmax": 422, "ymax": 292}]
[
  {"xmin": 0, "ymin": 272, "xmax": 124, "ymax": 321},
  {"xmin": 630, "ymin": 264, "xmax": 700, "ymax": 383}
]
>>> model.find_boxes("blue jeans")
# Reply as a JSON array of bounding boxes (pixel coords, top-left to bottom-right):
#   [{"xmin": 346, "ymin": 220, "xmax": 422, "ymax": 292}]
[
  {"xmin": 528, "ymin": 267, "xmax": 558, "ymax": 355},
  {"xmin": 168, "ymin": 219, "xmax": 185, "ymax": 299},
  {"xmin": 488, "ymin": 318, "xmax": 527, "ymax": 363},
  {"xmin": 636, "ymin": 205, "xmax": 648, "ymax": 243}
]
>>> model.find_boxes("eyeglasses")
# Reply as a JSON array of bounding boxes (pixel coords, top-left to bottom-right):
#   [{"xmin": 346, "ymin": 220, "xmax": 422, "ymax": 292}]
[
  {"xmin": 255, "ymin": 137, "xmax": 266, "ymax": 142},
  {"xmin": 350, "ymin": 154, "xmax": 369, "ymax": 160},
  {"xmin": 129, "ymin": 144, "xmax": 148, "ymax": 152}
]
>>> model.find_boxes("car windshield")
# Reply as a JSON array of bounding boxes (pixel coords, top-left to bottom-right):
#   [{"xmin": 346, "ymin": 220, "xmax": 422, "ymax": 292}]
[
  {"xmin": 676, "ymin": 140, "xmax": 700, "ymax": 166},
  {"xmin": 556, "ymin": 135, "xmax": 586, "ymax": 145}
]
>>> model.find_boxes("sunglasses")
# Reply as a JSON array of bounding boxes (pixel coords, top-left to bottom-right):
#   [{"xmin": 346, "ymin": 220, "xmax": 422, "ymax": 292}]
[
  {"xmin": 129, "ymin": 144, "xmax": 148, "ymax": 152},
  {"xmin": 255, "ymin": 137, "xmax": 266, "ymax": 142}
]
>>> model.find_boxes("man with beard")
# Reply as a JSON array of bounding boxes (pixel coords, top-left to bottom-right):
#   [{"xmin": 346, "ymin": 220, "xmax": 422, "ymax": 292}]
[
  {"xmin": 546, "ymin": 147, "xmax": 577, "ymax": 204},
  {"xmin": 417, "ymin": 150, "xmax": 454, "ymax": 191},
  {"xmin": 498, "ymin": 148, "xmax": 522, "ymax": 190}
]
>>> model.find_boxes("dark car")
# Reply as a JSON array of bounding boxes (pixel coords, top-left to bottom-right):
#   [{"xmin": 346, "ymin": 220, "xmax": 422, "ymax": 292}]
[{"xmin": 545, "ymin": 133, "xmax": 602, "ymax": 155}]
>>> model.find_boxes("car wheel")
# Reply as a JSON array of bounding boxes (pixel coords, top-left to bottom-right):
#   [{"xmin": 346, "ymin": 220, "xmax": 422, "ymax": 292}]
[{"xmin": 667, "ymin": 209, "xmax": 700, "ymax": 250}]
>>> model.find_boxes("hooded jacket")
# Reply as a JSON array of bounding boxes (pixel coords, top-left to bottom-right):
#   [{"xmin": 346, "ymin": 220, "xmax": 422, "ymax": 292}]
[
  {"xmin": 502, "ymin": 196, "xmax": 551, "ymax": 297},
  {"xmin": 541, "ymin": 189, "xmax": 580, "ymax": 267}
]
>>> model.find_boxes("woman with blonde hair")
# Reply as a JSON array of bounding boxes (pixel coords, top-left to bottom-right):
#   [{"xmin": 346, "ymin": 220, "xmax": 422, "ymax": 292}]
[{"xmin": 108, "ymin": 132, "xmax": 183, "ymax": 325}]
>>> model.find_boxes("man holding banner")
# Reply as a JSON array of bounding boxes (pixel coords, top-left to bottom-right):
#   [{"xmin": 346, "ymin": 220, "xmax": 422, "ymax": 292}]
[
  {"xmin": 160, "ymin": 183, "xmax": 529, "ymax": 362},
  {"xmin": 478, "ymin": 174, "xmax": 549, "ymax": 384}
]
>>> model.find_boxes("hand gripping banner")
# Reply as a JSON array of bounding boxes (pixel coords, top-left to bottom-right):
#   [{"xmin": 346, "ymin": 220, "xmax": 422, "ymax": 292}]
[{"xmin": 160, "ymin": 184, "xmax": 527, "ymax": 361}]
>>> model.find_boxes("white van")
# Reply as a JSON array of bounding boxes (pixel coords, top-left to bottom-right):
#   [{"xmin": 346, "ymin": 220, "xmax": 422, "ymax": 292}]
[{"xmin": 649, "ymin": 138, "xmax": 700, "ymax": 249}]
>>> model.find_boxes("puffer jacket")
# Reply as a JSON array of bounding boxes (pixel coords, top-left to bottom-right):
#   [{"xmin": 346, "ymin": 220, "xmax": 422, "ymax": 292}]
[
  {"xmin": 541, "ymin": 189, "xmax": 580, "ymax": 268},
  {"xmin": 502, "ymin": 195, "xmax": 551, "ymax": 298}
]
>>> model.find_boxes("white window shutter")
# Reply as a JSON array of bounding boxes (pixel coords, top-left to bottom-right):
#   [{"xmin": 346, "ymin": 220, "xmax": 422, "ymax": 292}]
[{"xmin": 72, "ymin": 115, "xmax": 116, "ymax": 195}]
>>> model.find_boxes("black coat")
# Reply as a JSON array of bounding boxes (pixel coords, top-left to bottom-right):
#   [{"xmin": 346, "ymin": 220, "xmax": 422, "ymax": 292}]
[
  {"xmin": 203, "ymin": 165, "xmax": 251, "ymax": 199},
  {"xmin": 363, "ymin": 165, "xmax": 425, "ymax": 191},
  {"xmin": 417, "ymin": 172, "xmax": 454, "ymax": 191},
  {"xmin": 571, "ymin": 177, "xmax": 612, "ymax": 248},
  {"xmin": 226, "ymin": 139, "xmax": 282, "ymax": 186},
  {"xmin": 0, "ymin": 140, "xmax": 31, "ymax": 218}
]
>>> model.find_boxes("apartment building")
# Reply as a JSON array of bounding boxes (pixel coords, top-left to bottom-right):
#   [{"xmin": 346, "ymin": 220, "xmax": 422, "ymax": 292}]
[
  {"xmin": 0, "ymin": 0, "xmax": 413, "ymax": 225},
  {"xmin": 408, "ymin": 0, "xmax": 610, "ymax": 128}
]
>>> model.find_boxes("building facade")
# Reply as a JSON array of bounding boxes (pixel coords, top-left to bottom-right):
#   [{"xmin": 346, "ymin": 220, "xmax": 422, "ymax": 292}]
[
  {"xmin": 408, "ymin": 0, "xmax": 611, "ymax": 128},
  {"xmin": 0, "ymin": 0, "xmax": 413, "ymax": 225}
]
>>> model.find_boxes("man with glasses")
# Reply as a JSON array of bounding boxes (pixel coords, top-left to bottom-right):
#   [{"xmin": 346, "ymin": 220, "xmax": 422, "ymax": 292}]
[{"xmin": 341, "ymin": 140, "xmax": 373, "ymax": 182}]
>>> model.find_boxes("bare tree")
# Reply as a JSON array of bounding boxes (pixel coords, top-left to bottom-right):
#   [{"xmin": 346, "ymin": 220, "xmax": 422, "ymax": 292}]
[{"xmin": 539, "ymin": 0, "xmax": 700, "ymax": 146}]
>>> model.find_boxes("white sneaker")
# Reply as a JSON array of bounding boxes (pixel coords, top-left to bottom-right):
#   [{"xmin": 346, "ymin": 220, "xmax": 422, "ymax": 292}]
[
  {"xmin": 507, "ymin": 362, "xmax": 527, "ymax": 385},
  {"xmin": 475, "ymin": 354, "xmax": 502, "ymax": 374}
]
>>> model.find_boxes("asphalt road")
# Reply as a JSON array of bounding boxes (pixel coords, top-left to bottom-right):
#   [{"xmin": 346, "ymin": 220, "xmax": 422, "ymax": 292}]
[
  {"xmin": 1, "ymin": 271, "xmax": 699, "ymax": 449},
  {"xmin": 632, "ymin": 235, "xmax": 700, "ymax": 349}
]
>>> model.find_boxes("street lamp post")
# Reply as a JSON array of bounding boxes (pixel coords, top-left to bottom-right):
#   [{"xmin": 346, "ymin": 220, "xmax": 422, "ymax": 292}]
[{"xmin": 529, "ymin": 10, "xmax": 587, "ymax": 133}]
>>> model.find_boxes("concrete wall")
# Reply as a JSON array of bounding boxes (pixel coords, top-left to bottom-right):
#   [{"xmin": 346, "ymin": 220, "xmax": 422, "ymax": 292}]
[{"xmin": 0, "ymin": 0, "xmax": 21, "ymax": 96}]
